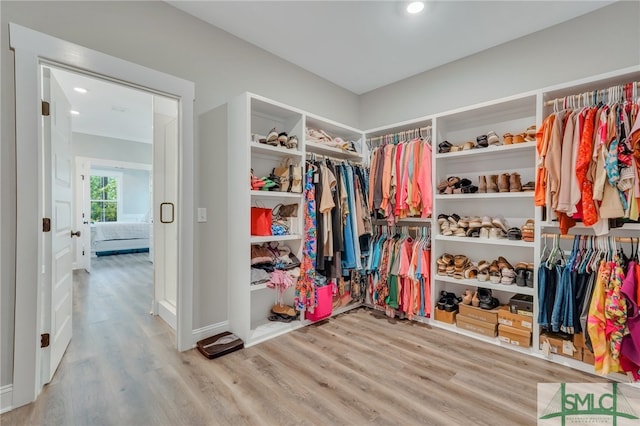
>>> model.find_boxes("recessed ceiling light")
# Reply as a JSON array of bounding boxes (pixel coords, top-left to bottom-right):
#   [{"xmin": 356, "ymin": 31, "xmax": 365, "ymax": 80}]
[
  {"xmin": 73, "ymin": 87, "xmax": 87, "ymax": 93},
  {"xmin": 407, "ymin": 1, "xmax": 425, "ymax": 14},
  {"xmin": 70, "ymin": 110, "xmax": 80, "ymax": 115}
]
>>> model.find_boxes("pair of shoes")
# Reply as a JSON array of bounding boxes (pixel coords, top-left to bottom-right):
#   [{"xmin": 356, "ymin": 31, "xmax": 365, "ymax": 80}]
[
  {"xmin": 436, "ymin": 253, "xmax": 454, "ymax": 275},
  {"xmin": 285, "ymin": 135, "xmax": 298, "ymax": 149},
  {"xmin": 477, "ymin": 260, "xmax": 490, "ymax": 282},
  {"xmin": 521, "ymin": 181, "xmax": 535, "ymax": 191},
  {"xmin": 461, "ymin": 289, "xmax": 474, "ymax": 305},
  {"xmin": 437, "ymin": 291, "xmax": 461, "ymax": 312},
  {"xmin": 438, "ymin": 140, "xmax": 453, "ymax": 153},
  {"xmin": 438, "ymin": 177, "xmax": 477, "ymax": 194},
  {"xmin": 453, "ymin": 255, "xmax": 469, "ymax": 279},
  {"xmin": 478, "ymin": 175, "xmax": 499, "ymax": 193},
  {"xmin": 521, "ymin": 219, "xmax": 535, "ymax": 242},
  {"xmin": 497, "ymin": 173, "xmax": 522, "ymax": 192},
  {"xmin": 507, "ymin": 227, "xmax": 522, "ymax": 240},
  {"xmin": 266, "ymin": 128, "xmax": 294, "ymax": 148},
  {"xmin": 477, "ymin": 288, "xmax": 499, "ymax": 310},
  {"xmin": 515, "ymin": 262, "xmax": 529, "ymax": 287},
  {"xmin": 251, "ymin": 169, "xmax": 265, "ymax": 190}
]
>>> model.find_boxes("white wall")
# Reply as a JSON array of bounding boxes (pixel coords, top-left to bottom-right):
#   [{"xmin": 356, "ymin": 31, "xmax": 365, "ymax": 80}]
[
  {"xmin": 0, "ymin": 0, "xmax": 360, "ymax": 389},
  {"xmin": 73, "ymin": 132, "xmax": 152, "ymax": 165},
  {"xmin": 359, "ymin": 1, "xmax": 640, "ymax": 129}
]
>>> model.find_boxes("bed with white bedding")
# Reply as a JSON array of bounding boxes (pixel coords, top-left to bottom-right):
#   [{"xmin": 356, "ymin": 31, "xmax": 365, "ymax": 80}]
[{"xmin": 91, "ymin": 222, "xmax": 151, "ymax": 256}]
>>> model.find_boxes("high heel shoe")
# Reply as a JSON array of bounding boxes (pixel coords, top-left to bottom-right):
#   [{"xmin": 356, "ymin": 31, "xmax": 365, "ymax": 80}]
[{"xmin": 472, "ymin": 291, "xmax": 480, "ymax": 307}]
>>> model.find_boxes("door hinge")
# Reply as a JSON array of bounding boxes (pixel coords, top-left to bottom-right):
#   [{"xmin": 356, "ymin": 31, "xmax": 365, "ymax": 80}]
[
  {"xmin": 81, "ymin": 174, "xmax": 85, "ymax": 180},
  {"xmin": 43, "ymin": 218, "xmax": 51, "ymax": 232},
  {"xmin": 82, "ymin": 250, "xmax": 85, "ymax": 256},
  {"xmin": 41, "ymin": 333, "xmax": 50, "ymax": 348},
  {"xmin": 41, "ymin": 101, "xmax": 50, "ymax": 116}
]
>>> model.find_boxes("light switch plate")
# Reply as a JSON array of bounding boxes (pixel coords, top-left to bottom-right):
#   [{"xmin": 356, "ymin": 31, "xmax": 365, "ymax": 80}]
[{"xmin": 197, "ymin": 207, "xmax": 207, "ymax": 223}]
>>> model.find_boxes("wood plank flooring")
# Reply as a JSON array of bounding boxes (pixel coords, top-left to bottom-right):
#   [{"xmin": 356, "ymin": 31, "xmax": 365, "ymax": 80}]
[{"xmin": 2, "ymin": 253, "xmax": 608, "ymax": 425}]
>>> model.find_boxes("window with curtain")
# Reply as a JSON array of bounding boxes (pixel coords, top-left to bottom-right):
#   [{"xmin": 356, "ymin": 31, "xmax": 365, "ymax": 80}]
[{"xmin": 90, "ymin": 175, "xmax": 118, "ymax": 222}]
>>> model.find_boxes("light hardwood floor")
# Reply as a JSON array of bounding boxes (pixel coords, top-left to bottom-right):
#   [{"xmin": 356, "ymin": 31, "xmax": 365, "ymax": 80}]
[{"xmin": 2, "ymin": 253, "xmax": 607, "ymax": 425}]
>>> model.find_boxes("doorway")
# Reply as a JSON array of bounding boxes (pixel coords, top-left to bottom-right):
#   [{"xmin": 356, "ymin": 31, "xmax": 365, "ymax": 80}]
[{"xmin": 11, "ymin": 23, "xmax": 195, "ymax": 409}]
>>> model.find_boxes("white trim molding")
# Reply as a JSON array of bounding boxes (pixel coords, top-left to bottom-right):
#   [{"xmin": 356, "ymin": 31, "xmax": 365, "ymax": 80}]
[
  {"xmin": 192, "ymin": 321, "xmax": 230, "ymax": 347},
  {"xmin": 9, "ymin": 22, "xmax": 195, "ymax": 410},
  {"xmin": 0, "ymin": 385, "xmax": 13, "ymax": 414}
]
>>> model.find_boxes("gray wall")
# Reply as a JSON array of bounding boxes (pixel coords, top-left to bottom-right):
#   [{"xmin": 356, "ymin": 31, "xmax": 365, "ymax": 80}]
[
  {"xmin": 359, "ymin": 1, "xmax": 640, "ymax": 129},
  {"xmin": 73, "ymin": 132, "xmax": 152, "ymax": 165},
  {"xmin": 0, "ymin": 0, "xmax": 359, "ymax": 389}
]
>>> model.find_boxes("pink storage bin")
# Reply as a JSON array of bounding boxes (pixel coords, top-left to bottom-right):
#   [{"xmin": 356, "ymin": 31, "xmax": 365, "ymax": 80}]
[{"xmin": 305, "ymin": 285, "xmax": 333, "ymax": 321}]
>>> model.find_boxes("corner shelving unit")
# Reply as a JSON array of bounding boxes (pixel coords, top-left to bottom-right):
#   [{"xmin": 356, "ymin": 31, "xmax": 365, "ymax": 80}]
[{"xmin": 227, "ymin": 92, "xmax": 366, "ymax": 347}]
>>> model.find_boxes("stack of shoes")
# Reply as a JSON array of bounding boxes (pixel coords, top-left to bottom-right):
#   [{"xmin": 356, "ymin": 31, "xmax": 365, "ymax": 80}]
[
  {"xmin": 498, "ymin": 256, "xmax": 515, "ymax": 285},
  {"xmin": 502, "ymin": 126, "xmax": 536, "ymax": 145},
  {"xmin": 436, "ymin": 253, "xmax": 454, "ymax": 276},
  {"xmin": 521, "ymin": 219, "xmax": 535, "ymax": 242},
  {"xmin": 268, "ymin": 304, "xmax": 299, "ymax": 322},
  {"xmin": 478, "ymin": 173, "xmax": 522, "ymax": 193},
  {"xmin": 476, "ymin": 288, "xmax": 500, "ymax": 310},
  {"xmin": 436, "ymin": 291, "xmax": 462, "ymax": 312},
  {"xmin": 453, "ymin": 255, "xmax": 469, "ymax": 279},
  {"xmin": 485, "ymin": 256, "xmax": 518, "ymax": 286},
  {"xmin": 437, "ymin": 177, "xmax": 478, "ymax": 194}
]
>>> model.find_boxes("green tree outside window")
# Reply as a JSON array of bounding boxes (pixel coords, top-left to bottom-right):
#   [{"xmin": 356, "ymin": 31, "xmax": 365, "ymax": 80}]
[{"xmin": 90, "ymin": 176, "xmax": 118, "ymax": 222}]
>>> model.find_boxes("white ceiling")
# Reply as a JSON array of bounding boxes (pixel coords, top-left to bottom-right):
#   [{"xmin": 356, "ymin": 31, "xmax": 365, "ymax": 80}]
[
  {"xmin": 51, "ymin": 69, "xmax": 178, "ymax": 144},
  {"xmin": 169, "ymin": 0, "xmax": 615, "ymax": 94}
]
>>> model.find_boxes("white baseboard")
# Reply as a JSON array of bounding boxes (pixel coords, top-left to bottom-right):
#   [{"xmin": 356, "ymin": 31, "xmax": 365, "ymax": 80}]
[
  {"xmin": 158, "ymin": 300, "xmax": 177, "ymax": 331},
  {"xmin": 1, "ymin": 385, "xmax": 13, "ymax": 414},
  {"xmin": 191, "ymin": 321, "xmax": 229, "ymax": 347}
]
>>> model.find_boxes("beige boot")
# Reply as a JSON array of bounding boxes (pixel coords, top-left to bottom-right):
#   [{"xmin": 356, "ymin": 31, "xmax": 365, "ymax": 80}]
[
  {"xmin": 509, "ymin": 173, "xmax": 522, "ymax": 192},
  {"xmin": 499, "ymin": 173, "xmax": 510, "ymax": 192},
  {"xmin": 487, "ymin": 175, "xmax": 499, "ymax": 193},
  {"xmin": 478, "ymin": 175, "xmax": 487, "ymax": 193}
]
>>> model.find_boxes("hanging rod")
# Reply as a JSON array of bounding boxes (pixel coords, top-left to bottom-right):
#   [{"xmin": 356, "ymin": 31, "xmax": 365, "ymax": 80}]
[
  {"xmin": 544, "ymin": 81, "xmax": 640, "ymax": 107},
  {"xmin": 541, "ymin": 233, "xmax": 637, "ymax": 243},
  {"xmin": 368, "ymin": 126, "xmax": 432, "ymax": 142}
]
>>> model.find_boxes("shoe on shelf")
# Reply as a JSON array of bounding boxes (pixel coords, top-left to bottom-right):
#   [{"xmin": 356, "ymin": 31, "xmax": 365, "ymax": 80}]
[
  {"xmin": 489, "ymin": 227, "xmax": 505, "ymax": 239},
  {"xmin": 462, "ymin": 289, "xmax": 474, "ymax": 305},
  {"xmin": 492, "ymin": 216, "xmax": 508, "ymax": 232},
  {"xmin": 266, "ymin": 128, "xmax": 279, "ymax": 146},
  {"xmin": 515, "ymin": 262, "xmax": 528, "ymax": 287},
  {"xmin": 476, "ymin": 134, "xmax": 489, "ymax": 148},
  {"xmin": 487, "ymin": 131, "xmax": 500, "ymax": 145},
  {"xmin": 510, "ymin": 173, "xmax": 522, "ymax": 192},
  {"xmin": 500, "ymin": 268, "xmax": 515, "ymax": 285},
  {"xmin": 526, "ymin": 263, "xmax": 535, "ymax": 288},
  {"xmin": 507, "ymin": 227, "xmax": 522, "ymax": 240},
  {"xmin": 522, "ymin": 181, "xmax": 535, "ymax": 191},
  {"xmin": 499, "ymin": 173, "xmax": 510, "ymax": 192},
  {"xmin": 489, "ymin": 261, "xmax": 501, "ymax": 284},
  {"xmin": 481, "ymin": 216, "xmax": 493, "ymax": 228},
  {"xmin": 479, "ymin": 227, "xmax": 490, "ymax": 239},
  {"xmin": 503, "ymin": 133, "xmax": 513, "ymax": 145},
  {"xmin": 477, "ymin": 260, "xmax": 489, "ymax": 282},
  {"xmin": 472, "ymin": 291, "xmax": 480, "ymax": 307},
  {"xmin": 478, "ymin": 175, "xmax": 487, "ymax": 193},
  {"xmin": 278, "ymin": 132, "xmax": 288, "ymax": 146},
  {"xmin": 438, "ymin": 140, "xmax": 453, "ymax": 153},
  {"xmin": 286, "ymin": 135, "xmax": 298, "ymax": 149},
  {"xmin": 487, "ymin": 175, "xmax": 499, "ymax": 193},
  {"xmin": 468, "ymin": 217, "xmax": 483, "ymax": 228},
  {"xmin": 512, "ymin": 133, "xmax": 525, "ymax": 144},
  {"xmin": 478, "ymin": 288, "xmax": 499, "ymax": 310}
]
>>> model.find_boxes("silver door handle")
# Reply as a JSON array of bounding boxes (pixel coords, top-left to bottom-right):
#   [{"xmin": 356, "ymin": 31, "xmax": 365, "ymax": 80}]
[{"xmin": 71, "ymin": 230, "xmax": 81, "ymax": 238}]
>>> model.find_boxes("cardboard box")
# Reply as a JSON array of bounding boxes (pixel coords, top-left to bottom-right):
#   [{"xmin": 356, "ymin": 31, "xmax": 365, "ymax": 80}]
[
  {"xmin": 434, "ymin": 308, "xmax": 457, "ymax": 324},
  {"xmin": 498, "ymin": 324, "xmax": 532, "ymax": 347},
  {"xmin": 573, "ymin": 333, "xmax": 586, "ymax": 349},
  {"xmin": 457, "ymin": 314, "xmax": 498, "ymax": 337},
  {"xmin": 498, "ymin": 308, "xmax": 533, "ymax": 331},
  {"xmin": 583, "ymin": 349, "xmax": 595, "ymax": 365},
  {"xmin": 540, "ymin": 333, "xmax": 582, "ymax": 360},
  {"xmin": 458, "ymin": 304, "xmax": 500, "ymax": 324},
  {"xmin": 509, "ymin": 294, "xmax": 534, "ymax": 317}
]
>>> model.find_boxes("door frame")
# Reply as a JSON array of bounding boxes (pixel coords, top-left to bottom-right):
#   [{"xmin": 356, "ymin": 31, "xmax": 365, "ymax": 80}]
[
  {"xmin": 10, "ymin": 23, "xmax": 195, "ymax": 409},
  {"xmin": 74, "ymin": 157, "xmax": 153, "ymax": 273}
]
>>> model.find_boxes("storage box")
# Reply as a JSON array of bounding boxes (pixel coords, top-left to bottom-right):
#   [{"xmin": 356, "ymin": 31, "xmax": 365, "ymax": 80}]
[
  {"xmin": 573, "ymin": 333, "xmax": 586, "ymax": 349},
  {"xmin": 498, "ymin": 324, "xmax": 532, "ymax": 347},
  {"xmin": 509, "ymin": 294, "xmax": 534, "ymax": 317},
  {"xmin": 434, "ymin": 308, "xmax": 457, "ymax": 324},
  {"xmin": 197, "ymin": 332, "xmax": 244, "ymax": 359},
  {"xmin": 498, "ymin": 308, "xmax": 533, "ymax": 331},
  {"xmin": 458, "ymin": 304, "xmax": 500, "ymax": 324},
  {"xmin": 583, "ymin": 349, "xmax": 595, "ymax": 365},
  {"xmin": 306, "ymin": 284, "xmax": 333, "ymax": 321},
  {"xmin": 457, "ymin": 314, "xmax": 498, "ymax": 337},
  {"xmin": 540, "ymin": 333, "xmax": 581, "ymax": 360}
]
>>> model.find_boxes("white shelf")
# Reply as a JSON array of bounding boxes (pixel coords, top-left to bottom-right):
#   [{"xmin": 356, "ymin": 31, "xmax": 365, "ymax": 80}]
[
  {"xmin": 251, "ymin": 190, "xmax": 302, "ymax": 199},
  {"xmin": 435, "ymin": 141, "xmax": 535, "ymax": 159},
  {"xmin": 250, "ymin": 283, "xmax": 269, "ymax": 291},
  {"xmin": 436, "ymin": 192, "xmax": 534, "ymax": 200},
  {"xmin": 434, "ymin": 275, "xmax": 535, "ymax": 296},
  {"xmin": 304, "ymin": 141, "xmax": 361, "ymax": 160},
  {"xmin": 250, "ymin": 234, "xmax": 302, "ymax": 243},
  {"xmin": 250, "ymin": 141, "xmax": 302, "ymax": 158},
  {"xmin": 435, "ymin": 235, "xmax": 535, "ymax": 247}
]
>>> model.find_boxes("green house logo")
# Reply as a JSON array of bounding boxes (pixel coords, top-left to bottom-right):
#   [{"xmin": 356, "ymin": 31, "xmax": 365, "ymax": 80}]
[{"xmin": 539, "ymin": 383, "xmax": 639, "ymax": 425}]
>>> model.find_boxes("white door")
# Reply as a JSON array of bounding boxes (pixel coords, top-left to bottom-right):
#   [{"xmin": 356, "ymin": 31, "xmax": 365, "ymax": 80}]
[
  {"xmin": 41, "ymin": 67, "xmax": 74, "ymax": 384},
  {"xmin": 153, "ymin": 96, "xmax": 179, "ymax": 330}
]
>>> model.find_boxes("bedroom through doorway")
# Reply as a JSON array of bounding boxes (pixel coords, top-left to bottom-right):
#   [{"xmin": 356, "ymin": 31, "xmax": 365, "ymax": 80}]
[{"xmin": 51, "ymin": 66, "xmax": 179, "ymax": 331}]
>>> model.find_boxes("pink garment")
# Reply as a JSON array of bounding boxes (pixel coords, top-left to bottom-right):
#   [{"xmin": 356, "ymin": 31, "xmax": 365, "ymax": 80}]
[
  {"xmin": 620, "ymin": 261, "xmax": 640, "ymax": 378},
  {"xmin": 417, "ymin": 141, "xmax": 433, "ymax": 218}
]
